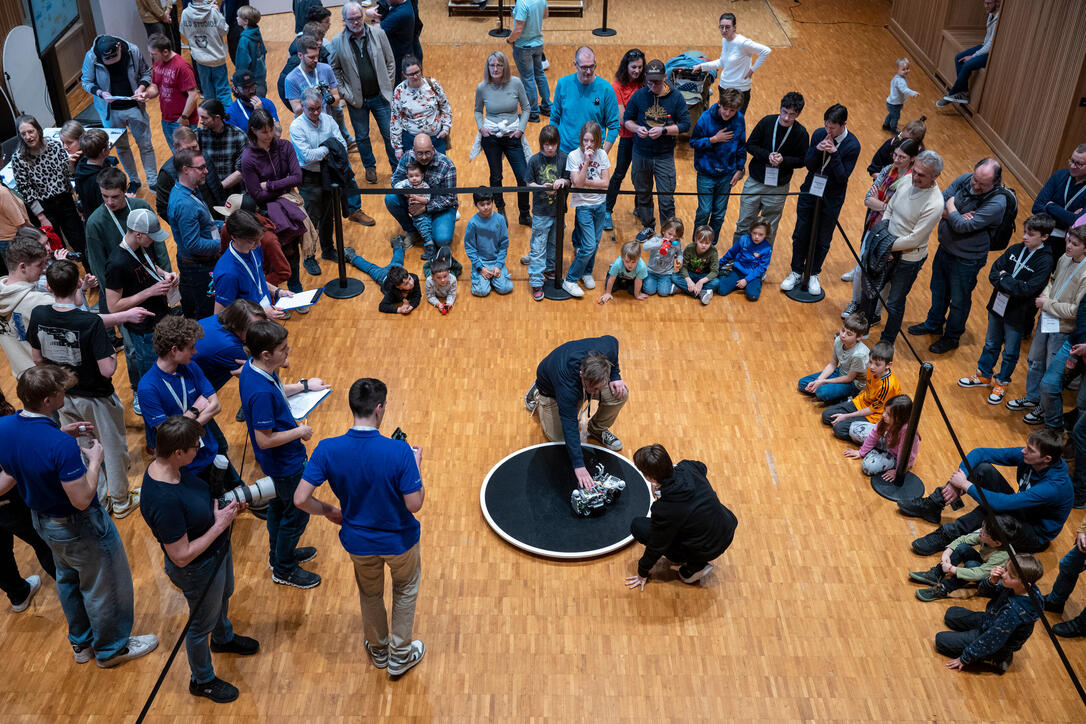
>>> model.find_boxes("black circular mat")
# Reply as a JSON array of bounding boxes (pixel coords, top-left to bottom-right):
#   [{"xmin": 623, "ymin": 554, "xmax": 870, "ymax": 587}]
[{"xmin": 480, "ymin": 443, "xmax": 653, "ymax": 559}]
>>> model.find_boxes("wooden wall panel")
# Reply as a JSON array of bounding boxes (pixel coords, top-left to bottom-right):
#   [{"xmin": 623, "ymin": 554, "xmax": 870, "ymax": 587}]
[{"xmin": 888, "ymin": 0, "xmax": 948, "ymax": 69}]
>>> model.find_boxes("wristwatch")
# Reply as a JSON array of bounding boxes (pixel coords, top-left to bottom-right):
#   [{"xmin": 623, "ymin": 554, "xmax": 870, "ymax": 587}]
[
  {"xmin": 186, "ymin": 405, "xmax": 199, "ymax": 416},
  {"xmin": 300, "ymin": 378, "xmax": 310, "ymax": 392}
]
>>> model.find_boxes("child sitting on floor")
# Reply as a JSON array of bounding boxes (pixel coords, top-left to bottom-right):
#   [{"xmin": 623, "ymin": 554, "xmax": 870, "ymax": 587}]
[
  {"xmin": 821, "ymin": 340, "xmax": 901, "ymax": 441},
  {"xmin": 910, "ymin": 515, "xmax": 1018, "ymax": 602},
  {"xmin": 935, "ymin": 554, "xmax": 1044, "ymax": 673},
  {"xmin": 672, "ymin": 224, "xmax": 718, "ymax": 306},
  {"xmin": 464, "ymin": 189, "xmax": 513, "ymax": 297},
  {"xmin": 798, "ymin": 312, "xmax": 871, "ymax": 404},
  {"xmin": 844, "ymin": 393, "xmax": 918, "ymax": 480},
  {"xmin": 598, "ymin": 240, "xmax": 649, "ymax": 304},
  {"xmin": 426, "ymin": 257, "xmax": 457, "ymax": 315},
  {"xmin": 716, "ymin": 219, "xmax": 773, "ymax": 301},
  {"xmin": 641, "ymin": 217, "xmax": 684, "ymax": 297}
]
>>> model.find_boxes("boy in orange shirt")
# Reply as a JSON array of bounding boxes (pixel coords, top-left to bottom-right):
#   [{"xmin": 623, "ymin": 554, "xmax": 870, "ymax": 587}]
[{"xmin": 821, "ymin": 340, "xmax": 902, "ymax": 441}]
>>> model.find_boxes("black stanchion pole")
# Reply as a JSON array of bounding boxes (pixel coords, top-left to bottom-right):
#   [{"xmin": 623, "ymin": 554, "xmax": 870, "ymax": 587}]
[
  {"xmin": 543, "ymin": 187, "xmax": 572, "ymax": 301},
  {"xmin": 871, "ymin": 361, "xmax": 931, "ymax": 501},
  {"xmin": 592, "ymin": 0, "xmax": 617, "ymax": 37},
  {"xmin": 488, "ymin": 0, "xmax": 511, "ymax": 38},
  {"xmin": 785, "ymin": 194, "xmax": 825, "ymax": 303},
  {"xmin": 322, "ymin": 184, "xmax": 365, "ymax": 299}
]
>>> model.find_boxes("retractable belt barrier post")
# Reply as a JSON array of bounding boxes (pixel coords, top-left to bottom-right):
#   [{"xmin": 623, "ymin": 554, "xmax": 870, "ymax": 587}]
[
  {"xmin": 489, "ymin": 0, "xmax": 511, "ymax": 38},
  {"xmin": 323, "ymin": 183, "xmax": 365, "ymax": 300},
  {"xmin": 592, "ymin": 0, "xmax": 617, "ymax": 37},
  {"xmin": 871, "ymin": 362, "xmax": 929, "ymax": 501},
  {"xmin": 784, "ymin": 194, "xmax": 824, "ymax": 303}
]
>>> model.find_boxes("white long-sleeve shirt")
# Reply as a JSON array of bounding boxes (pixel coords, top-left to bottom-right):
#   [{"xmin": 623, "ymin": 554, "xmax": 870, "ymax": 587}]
[
  {"xmin": 701, "ymin": 33, "xmax": 771, "ymax": 91},
  {"xmin": 978, "ymin": 12, "xmax": 999, "ymax": 56}
]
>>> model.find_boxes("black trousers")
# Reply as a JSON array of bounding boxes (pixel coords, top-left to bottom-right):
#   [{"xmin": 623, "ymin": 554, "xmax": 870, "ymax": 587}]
[
  {"xmin": 936, "ymin": 463, "xmax": 1047, "ymax": 552},
  {"xmin": 38, "ymin": 193, "xmax": 87, "ymax": 258},
  {"xmin": 605, "ymin": 136, "xmax": 633, "ymax": 213},
  {"xmin": 300, "ymin": 175, "xmax": 333, "ymax": 256},
  {"xmin": 631, "ymin": 516, "xmax": 717, "ymax": 570},
  {"xmin": 934, "ymin": 604, "xmax": 1029, "ymax": 665},
  {"xmin": 179, "ymin": 259, "xmax": 216, "ymax": 320},
  {"xmin": 0, "ymin": 495, "xmax": 56, "ymax": 605},
  {"xmin": 790, "ymin": 194, "xmax": 844, "ymax": 277}
]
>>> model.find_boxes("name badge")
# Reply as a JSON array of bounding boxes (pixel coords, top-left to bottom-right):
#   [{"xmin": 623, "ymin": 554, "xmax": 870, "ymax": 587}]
[
  {"xmin": 763, "ymin": 166, "xmax": 779, "ymax": 187},
  {"xmin": 1051, "ymin": 228, "xmax": 1067, "ymax": 239},
  {"xmin": 1040, "ymin": 311, "xmax": 1061, "ymax": 334},
  {"xmin": 166, "ymin": 286, "xmax": 182, "ymax": 308},
  {"xmin": 258, "ymin": 294, "xmax": 271, "ymax": 308},
  {"xmin": 809, "ymin": 173, "xmax": 828, "ymax": 198},
  {"xmin": 992, "ymin": 292, "xmax": 1009, "ymax": 317}
]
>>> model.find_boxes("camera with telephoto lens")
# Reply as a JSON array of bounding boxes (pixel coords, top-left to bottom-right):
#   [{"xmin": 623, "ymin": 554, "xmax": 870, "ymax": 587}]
[
  {"xmin": 316, "ymin": 82, "xmax": 335, "ymax": 108},
  {"xmin": 218, "ymin": 476, "xmax": 276, "ymax": 509}
]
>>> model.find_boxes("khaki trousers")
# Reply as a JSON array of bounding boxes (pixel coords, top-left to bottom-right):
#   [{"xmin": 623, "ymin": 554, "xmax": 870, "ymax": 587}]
[
  {"xmin": 58, "ymin": 394, "xmax": 131, "ymax": 505},
  {"xmin": 350, "ymin": 542, "xmax": 421, "ymax": 659},
  {"xmin": 533, "ymin": 383, "xmax": 628, "ymax": 443}
]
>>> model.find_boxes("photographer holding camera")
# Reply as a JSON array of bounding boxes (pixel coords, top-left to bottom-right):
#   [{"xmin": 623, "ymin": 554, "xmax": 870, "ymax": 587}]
[{"xmin": 140, "ymin": 415, "xmax": 259, "ymax": 704}]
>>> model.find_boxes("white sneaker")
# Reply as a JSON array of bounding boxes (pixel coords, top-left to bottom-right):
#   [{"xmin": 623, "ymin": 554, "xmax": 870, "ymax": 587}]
[
  {"xmin": 97, "ymin": 634, "xmax": 159, "ymax": 668},
  {"xmin": 132, "ymin": 392, "xmax": 142, "ymax": 417},
  {"xmin": 779, "ymin": 271, "xmax": 801, "ymax": 291},
  {"xmin": 561, "ymin": 280, "xmax": 584, "ymax": 298},
  {"xmin": 840, "ymin": 269, "xmax": 855, "ymax": 282},
  {"xmin": 700, "ymin": 288, "xmax": 714, "ymax": 305},
  {"xmin": 581, "ymin": 275, "xmax": 596, "ymax": 290},
  {"xmin": 111, "ymin": 489, "xmax": 141, "ymax": 519},
  {"xmin": 11, "ymin": 575, "xmax": 41, "ymax": 612},
  {"xmin": 807, "ymin": 275, "xmax": 822, "ymax": 295}
]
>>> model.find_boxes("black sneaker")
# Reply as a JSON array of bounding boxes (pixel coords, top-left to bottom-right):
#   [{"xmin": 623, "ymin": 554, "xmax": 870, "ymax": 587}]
[
  {"xmin": 189, "ymin": 676, "xmax": 239, "ymax": 703},
  {"xmin": 235, "ymin": 407, "xmax": 246, "ymax": 423},
  {"xmin": 518, "ymin": 212, "xmax": 532, "ymax": 227},
  {"xmin": 210, "ymin": 634, "xmax": 260, "ymax": 655},
  {"xmin": 110, "ymin": 335, "xmax": 124, "ymax": 350},
  {"xmin": 635, "ymin": 226, "xmax": 655, "ymax": 242},
  {"xmin": 127, "ymin": 180, "xmax": 142, "ymax": 194},
  {"xmin": 1043, "ymin": 594, "xmax": 1065, "ymax": 614},
  {"xmin": 1053, "ymin": 617, "xmax": 1086, "ymax": 638},
  {"xmin": 303, "ymin": 257, "xmax": 322, "ymax": 276},
  {"xmin": 268, "ymin": 547, "xmax": 317, "ymax": 570},
  {"xmin": 928, "ymin": 336, "xmax": 959, "ymax": 354},
  {"xmin": 320, "ymin": 249, "xmax": 338, "ymax": 262},
  {"xmin": 897, "ymin": 495, "xmax": 944, "ymax": 525},
  {"xmin": 908, "ymin": 569, "xmax": 940, "ymax": 586},
  {"xmin": 272, "ymin": 566, "xmax": 321, "ymax": 589},
  {"xmin": 421, "ymin": 246, "xmax": 435, "ymax": 262},
  {"xmin": 915, "ymin": 585, "xmax": 948, "ymax": 602},
  {"xmin": 911, "ymin": 529, "xmax": 952, "ymax": 556},
  {"xmin": 907, "ymin": 323, "xmax": 942, "ymax": 336}
]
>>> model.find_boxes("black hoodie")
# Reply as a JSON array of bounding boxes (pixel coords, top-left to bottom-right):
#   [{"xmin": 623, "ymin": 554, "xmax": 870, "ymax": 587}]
[{"xmin": 637, "ymin": 459, "xmax": 737, "ymax": 578}]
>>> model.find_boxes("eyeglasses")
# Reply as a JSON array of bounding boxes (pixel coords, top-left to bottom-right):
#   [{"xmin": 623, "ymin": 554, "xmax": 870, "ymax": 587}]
[
  {"xmin": 1070, "ymin": 158, "xmax": 1086, "ymax": 168},
  {"xmin": 345, "ymin": 15, "xmax": 364, "ymax": 24},
  {"xmin": 405, "ymin": 69, "xmax": 422, "ymax": 78},
  {"xmin": 577, "ymin": 64, "xmax": 596, "ymax": 71},
  {"xmin": 186, "ymin": 163, "xmax": 207, "ymax": 171}
]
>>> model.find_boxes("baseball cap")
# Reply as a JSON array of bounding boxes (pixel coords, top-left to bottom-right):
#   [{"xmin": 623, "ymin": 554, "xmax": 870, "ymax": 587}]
[
  {"xmin": 126, "ymin": 208, "xmax": 169, "ymax": 242},
  {"xmin": 644, "ymin": 59, "xmax": 666, "ymax": 81},
  {"xmin": 214, "ymin": 193, "xmax": 246, "ymax": 217},
  {"xmin": 95, "ymin": 36, "xmax": 121, "ymax": 60},
  {"xmin": 232, "ymin": 69, "xmax": 256, "ymax": 88}
]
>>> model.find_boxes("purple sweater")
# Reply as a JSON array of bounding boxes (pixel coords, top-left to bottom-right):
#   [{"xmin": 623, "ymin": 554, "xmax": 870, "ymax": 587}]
[{"xmin": 240, "ymin": 138, "xmax": 302, "ymax": 205}]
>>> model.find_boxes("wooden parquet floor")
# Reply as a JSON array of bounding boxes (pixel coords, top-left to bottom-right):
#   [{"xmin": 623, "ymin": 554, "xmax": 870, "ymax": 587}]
[{"xmin": 1, "ymin": 1, "xmax": 1084, "ymax": 721}]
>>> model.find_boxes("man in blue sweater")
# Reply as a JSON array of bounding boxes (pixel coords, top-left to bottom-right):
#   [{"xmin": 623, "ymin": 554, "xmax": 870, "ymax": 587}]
[
  {"xmin": 550, "ymin": 47, "xmax": 620, "ymax": 154},
  {"xmin": 168, "ymin": 147, "xmax": 223, "ymax": 319},
  {"xmin": 780, "ymin": 104, "xmax": 861, "ymax": 298},
  {"xmin": 689, "ymin": 88, "xmax": 747, "ymax": 242},
  {"xmin": 624, "ymin": 59, "xmax": 691, "ymax": 242},
  {"xmin": 1032, "ymin": 143, "xmax": 1086, "ymax": 259},
  {"xmin": 525, "ymin": 336, "xmax": 628, "ymax": 490},
  {"xmin": 899, "ymin": 429, "xmax": 1074, "ymax": 555}
]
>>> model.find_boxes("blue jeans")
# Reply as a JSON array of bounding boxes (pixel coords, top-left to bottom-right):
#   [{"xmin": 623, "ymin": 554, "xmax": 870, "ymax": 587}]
[
  {"xmin": 922, "ymin": 247, "xmax": 986, "ymax": 341},
  {"xmin": 717, "ymin": 270, "xmax": 763, "ymax": 300},
  {"xmin": 877, "ymin": 256, "xmax": 925, "ymax": 345},
  {"xmin": 471, "ymin": 265, "xmax": 513, "ymax": 296},
  {"xmin": 385, "ymin": 194, "xmax": 457, "ymax": 246},
  {"xmin": 948, "ymin": 46, "xmax": 988, "ymax": 95},
  {"xmin": 695, "ymin": 173, "xmax": 732, "ymax": 242},
  {"xmin": 670, "ymin": 272, "xmax": 719, "ymax": 297},
  {"xmin": 122, "ymin": 327, "xmax": 156, "ymax": 392},
  {"xmin": 884, "ymin": 102, "xmax": 902, "ymax": 131},
  {"xmin": 643, "ymin": 270, "xmax": 674, "ymax": 296},
  {"xmin": 399, "ymin": 130, "xmax": 446, "ymax": 158},
  {"xmin": 512, "ymin": 44, "xmax": 550, "ymax": 114},
  {"xmin": 267, "ymin": 468, "xmax": 310, "ymax": 577},
  {"xmin": 347, "ymin": 95, "xmax": 396, "ymax": 172},
  {"xmin": 1047, "ymin": 544, "xmax": 1086, "ymax": 606},
  {"xmin": 566, "ymin": 203, "xmax": 605, "ymax": 282},
  {"xmin": 976, "ymin": 313, "xmax": 1025, "ymax": 384},
  {"xmin": 1038, "ymin": 336, "xmax": 1072, "ymax": 427},
  {"xmin": 528, "ymin": 215, "xmax": 556, "ymax": 287},
  {"xmin": 194, "ymin": 62, "xmax": 232, "ymax": 108},
  {"xmin": 798, "ymin": 366, "xmax": 861, "ymax": 404},
  {"xmin": 350, "ymin": 246, "xmax": 405, "ymax": 285},
  {"xmin": 164, "ymin": 544, "xmax": 234, "ymax": 684},
  {"xmin": 480, "ymin": 134, "xmax": 530, "ymax": 215},
  {"xmin": 31, "ymin": 506, "xmax": 133, "ymax": 661},
  {"xmin": 161, "ymin": 120, "xmax": 181, "ymax": 154}
]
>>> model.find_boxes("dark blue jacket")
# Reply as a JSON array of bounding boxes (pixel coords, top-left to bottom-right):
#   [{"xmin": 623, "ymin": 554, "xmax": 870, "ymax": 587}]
[
  {"xmin": 1033, "ymin": 168, "xmax": 1086, "ymax": 231},
  {"xmin": 961, "ymin": 447, "xmax": 1073, "ymax": 542},
  {"xmin": 689, "ymin": 104, "xmax": 746, "ymax": 178},
  {"xmin": 959, "ymin": 585, "xmax": 1041, "ymax": 665},
  {"xmin": 381, "ymin": 0, "xmax": 416, "ymax": 84},
  {"xmin": 623, "ymin": 86, "xmax": 690, "ymax": 158},
  {"xmin": 720, "ymin": 234, "xmax": 772, "ymax": 282},
  {"xmin": 799, "ymin": 128, "xmax": 861, "ymax": 202},
  {"xmin": 535, "ymin": 336, "xmax": 621, "ymax": 469}
]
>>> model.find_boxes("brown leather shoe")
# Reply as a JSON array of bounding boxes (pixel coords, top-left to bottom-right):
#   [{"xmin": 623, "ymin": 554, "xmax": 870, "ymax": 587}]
[
  {"xmin": 365, "ymin": 168, "xmax": 377, "ymax": 184},
  {"xmin": 347, "ymin": 210, "xmax": 375, "ymax": 226}
]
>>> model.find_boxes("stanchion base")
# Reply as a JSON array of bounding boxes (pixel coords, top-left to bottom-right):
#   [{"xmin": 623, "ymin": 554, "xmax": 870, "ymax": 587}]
[
  {"xmin": 489, "ymin": 28, "xmax": 511, "ymax": 37},
  {"xmin": 543, "ymin": 283, "xmax": 573, "ymax": 301},
  {"xmin": 592, "ymin": 28, "xmax": 617, "ymax": 37},
  {"xmin": 323, "ymin": 277, "xmax": 365, "ymax": 300},
  {"xmin": 871, "ymin": 471, "xmax": 925, "ymax": 502},
  {"xmin": 784, "ymin": 286, "xmax": 825, "ymax": 304}
]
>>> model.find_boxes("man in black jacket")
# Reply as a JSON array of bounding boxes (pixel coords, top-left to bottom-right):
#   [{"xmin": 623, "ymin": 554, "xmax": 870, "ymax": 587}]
[
  {"xmin": 525, "ymin": 335, "xmax": 628, "ymax": 490},
  {"xmin": 625, "ymin": 444, "xmax": 738, "ymax": 589}
]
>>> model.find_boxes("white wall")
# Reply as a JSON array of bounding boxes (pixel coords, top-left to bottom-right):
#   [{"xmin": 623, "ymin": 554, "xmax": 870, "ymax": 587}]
[{"xmin": 88, "ymin": 0, "xmax": 149, "ymax": 45}]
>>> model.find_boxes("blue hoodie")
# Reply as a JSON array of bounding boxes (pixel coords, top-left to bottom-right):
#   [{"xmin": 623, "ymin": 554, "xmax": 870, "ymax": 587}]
[
  {"xmin": 689, "ymin": 104, "xmax": 747, "ymax": 178},
  {"xmin": 961, "ymin": 446, "xmax": 1074, "ymax": 542},
  {"xmin": 719, "ymin": 233, "xmax": 772, "ymax": 282}
]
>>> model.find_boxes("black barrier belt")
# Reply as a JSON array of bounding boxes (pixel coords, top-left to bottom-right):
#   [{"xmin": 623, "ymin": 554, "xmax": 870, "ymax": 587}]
[
  {"xmin": 351, "ymin": 184, "xmax": 802, "ymax": 197},
  {"xmin": 836, "ymin": 219, "xmax": 1086, "ymax": 704}
]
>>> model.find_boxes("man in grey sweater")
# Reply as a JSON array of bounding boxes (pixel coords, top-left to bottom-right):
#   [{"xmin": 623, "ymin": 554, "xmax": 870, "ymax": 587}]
[{"xmin": 908, "ymin": 158, "xmax": 1006, "ymax": 353}]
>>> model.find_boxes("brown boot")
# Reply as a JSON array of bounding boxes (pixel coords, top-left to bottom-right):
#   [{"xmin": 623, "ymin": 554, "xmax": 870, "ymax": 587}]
[{"xmin": 347, "ymin": 210, "xmax": 375, "ymax": 226}]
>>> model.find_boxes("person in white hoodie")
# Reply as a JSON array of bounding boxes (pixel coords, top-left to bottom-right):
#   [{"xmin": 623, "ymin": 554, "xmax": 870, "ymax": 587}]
[
  {"xmin": 693, "ymin": 11, "xmax": 771, "ymax": 115},
  {"xmin": 180, "ymin": 0, "xmax": 233, "ymax": 108}
]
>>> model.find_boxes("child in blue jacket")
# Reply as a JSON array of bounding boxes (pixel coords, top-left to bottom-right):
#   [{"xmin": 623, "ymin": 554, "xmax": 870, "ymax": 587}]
[
  {"xmin": 689, "ymin": 87, "xmax": 746, "ymax": 242},
  {"xmin": 235, "ymin": 6, "xmax": 268, "ymax": 96},
  {"xmin": 716, "ymin": 219, "xmax": 772, "ymax": 300}
]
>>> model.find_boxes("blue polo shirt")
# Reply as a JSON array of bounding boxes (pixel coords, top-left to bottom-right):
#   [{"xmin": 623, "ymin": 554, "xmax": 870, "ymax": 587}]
[
  {"xmin": 238, "ymin": 361, "xmax": 306, "ymax": 477},
  {"xmin": 302, "ymin": 428, "xmax": 421, "ymax": 556},
  {"xmin": 226, "ymin": 96, "xmax": 279, "ymax": 131},
  {"xmin": 137, "ymin": 362, "xmax": 218, "ymax": 473},
  {"xmin": 193, "ymin": 315, "xmax": 245, "ymax": 392},
  {"xmin": 0, "ymin": 413, "xmax": 93, "ymax": 517},
  {"xmin": 213, "ymin": 244, "xmax": 270, "ymax": 308}
]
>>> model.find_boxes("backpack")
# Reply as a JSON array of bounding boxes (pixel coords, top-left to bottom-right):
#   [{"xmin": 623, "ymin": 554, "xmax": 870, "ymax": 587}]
[{"xmin": 988, "ymin": 185, "xmax": 1018, "ymax": 251}]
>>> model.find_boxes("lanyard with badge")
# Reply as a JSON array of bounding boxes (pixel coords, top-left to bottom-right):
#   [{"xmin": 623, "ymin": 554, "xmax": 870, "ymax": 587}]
[
  {"xmin": 228, "ymin": 244, "xmax": 270, "ymax": 307},
  {"xmin": 182, "ymin": 184, "xmax": 220, "ymax": 243},
  {"xmin": 122, "ymin": 239, "xmax": 182, "ymax": 308},
  {"xmin": 762, "ymin": 121, "xmax": 793, "ymax": 187},
  {"xmin": 248, "ymin": 360, "xmax": 292, "ymax": 409},
  {"xmin": 1040, "ymin": 258, "xmax": 1085, "ymax": 333},
  {"xmin": 810, "ymin": 130, "xmax": 845, "ymax": 198},
  {"xmin": 1051, "ymin": 178, "xmax": 1086, "ymax": 239},
  {"xmin": 992, "ymin": 247, "xmax": 1038, "ymax": 317},
  {"xmin": 161, "ymin": 368, "xmax": 206, "ymax": 447}
]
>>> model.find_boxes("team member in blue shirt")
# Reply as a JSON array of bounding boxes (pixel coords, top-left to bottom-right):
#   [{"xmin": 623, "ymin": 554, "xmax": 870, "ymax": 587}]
[
  {"xmin": 239, "ymin": 321, "xmax": 328, "ymax": 589},
  {"xmin": 193, "ymin": 299, "xmax": 266, "ymax": 392},
  {"xmin": 0, "ymin": 365, "xmax": 158, "ymax": 667},
  {"xmin": 213, "ymin": 209, "xmax": 290, "ymax": 318},
  {"xmin": 294, "ymin": 377, "xmax": 426, "ymax": 679}
]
